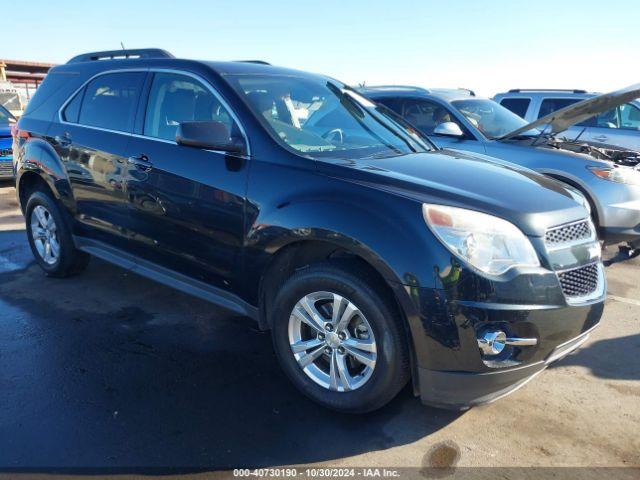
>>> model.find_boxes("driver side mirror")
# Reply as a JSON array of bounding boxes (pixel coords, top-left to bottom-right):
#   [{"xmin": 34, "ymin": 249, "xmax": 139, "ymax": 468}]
[
  {"xmin": 433, "ymin": 122, "xmax": 464, "ymax": 138},
  {"xmin": 176, "ymin": 121, "xmax": 245, "ymax": 154}
]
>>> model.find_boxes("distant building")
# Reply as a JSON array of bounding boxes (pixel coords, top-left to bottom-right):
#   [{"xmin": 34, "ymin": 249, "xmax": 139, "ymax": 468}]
[{"xmin": 0, "ymin": 59, "xmax": 55, "ymax": 116}]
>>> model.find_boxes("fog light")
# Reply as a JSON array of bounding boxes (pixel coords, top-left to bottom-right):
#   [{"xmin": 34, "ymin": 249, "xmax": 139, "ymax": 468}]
[
  {"xmin": 477, "ymin": 330, "xmax": 539, "ymax": 356},
  {"xmin": 478, "ymin": 330, "xmax": 507, "ymax": 355}
]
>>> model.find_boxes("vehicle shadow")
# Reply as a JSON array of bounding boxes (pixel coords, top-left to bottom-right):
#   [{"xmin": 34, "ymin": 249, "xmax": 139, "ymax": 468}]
[
  {"xmin": 550, "ymin": 332, "xmax": 640, "ymax": 381},
  {"xmin": 0, "ymin": 255, "xmax": 462, "ymax": 472}
]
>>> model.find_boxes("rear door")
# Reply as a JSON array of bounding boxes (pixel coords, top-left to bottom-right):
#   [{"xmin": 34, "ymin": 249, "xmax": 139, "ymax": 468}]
[
  {"xmin": 123, "ymin": 71, "xmax": 249, "ymax": 294},
  {"xmin": 49, "ymin": 71, "xmax": 147, "ymax": 251}
]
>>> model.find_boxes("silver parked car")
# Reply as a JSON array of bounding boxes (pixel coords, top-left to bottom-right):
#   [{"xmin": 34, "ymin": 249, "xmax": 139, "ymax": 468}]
[
  {"xmin": 358, "ymin": 85, "xmax": 640, "ymax": 253},
  {"xmin": 494, "ymin": 89, "xmax": 640, "ymax": 151}
]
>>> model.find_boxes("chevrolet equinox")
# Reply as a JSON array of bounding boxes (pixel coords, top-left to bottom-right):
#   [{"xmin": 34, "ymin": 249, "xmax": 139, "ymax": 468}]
[{"xmin": 13, "ymin": 49, "xmax": 605, "ymax": 413}]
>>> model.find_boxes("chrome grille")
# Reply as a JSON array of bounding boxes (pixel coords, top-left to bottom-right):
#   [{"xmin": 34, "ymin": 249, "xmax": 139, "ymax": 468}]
[
  {"xmin": 0, "ymin": 162, "xmax": 13, "ymax": 176},
  {"xmin": 558, "ymin": 263, "xmax": 600, "ymax": 298},
  {"xmin": 545, "ymin": 220, "xmax": 592, "ymax": 247}
]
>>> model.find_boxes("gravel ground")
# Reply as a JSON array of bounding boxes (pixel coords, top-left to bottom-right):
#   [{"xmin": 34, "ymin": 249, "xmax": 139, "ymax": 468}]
[{"xmin": 0, "ymin": 180, "xmax": 638, "ymax": 475}]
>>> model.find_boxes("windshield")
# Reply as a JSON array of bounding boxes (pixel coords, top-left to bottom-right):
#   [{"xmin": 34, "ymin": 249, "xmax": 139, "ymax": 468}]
[
  {"xmin": 226, "ymin": 74, "xmax": 429, "ymax": 159},
  {"xmin": 0, "ymin": 105, "xmax": 14, "ymax": 124},
  {"xmin": 451, "ymin": 99, "xmax": 539, "ymax": 139}
]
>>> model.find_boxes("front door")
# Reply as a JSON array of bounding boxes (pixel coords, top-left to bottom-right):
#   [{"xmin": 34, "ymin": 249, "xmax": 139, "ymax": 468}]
[
  {"xmin": 123, "ymin": 71, "xmax": 249, "ymax": 294},
  {"xmin": 581, "ymin": 103, "xmax": 640, "ymax": 151},
  {"xmin": 48, "ymin": 71, "xmax": 147, "ymax": 251}
]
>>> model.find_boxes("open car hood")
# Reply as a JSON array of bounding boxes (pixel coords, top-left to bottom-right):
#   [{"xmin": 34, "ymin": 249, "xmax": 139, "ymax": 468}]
[{"xmin": 497, "ymin": 83, "xmax": 640, "ymax": 141}]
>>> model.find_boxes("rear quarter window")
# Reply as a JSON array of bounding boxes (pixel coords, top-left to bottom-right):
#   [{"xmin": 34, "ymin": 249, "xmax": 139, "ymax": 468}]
[
  {"xmin": 62, "ymin": 89, "xmax": 84, "ymax": 123},
  {"xmin": 499, "ymin": 97, "xmax": 530, "ymax": 118}
]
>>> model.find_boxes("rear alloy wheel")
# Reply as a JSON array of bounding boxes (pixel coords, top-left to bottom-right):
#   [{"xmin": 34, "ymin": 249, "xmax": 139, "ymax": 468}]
[
  {"xmin": 25, "ymin": 190, "xmax": 90, "ymax": 277},
  {"xmin": 30, "ymin": 205, "xmax": 61, "ymax": 266},
  {"xmin": 271, "ymin": 262, "xmax": 409, "ymax": 413},
  {"xmin": 288, "ymin": 291, "xmax": 377, "ymax": 392}
]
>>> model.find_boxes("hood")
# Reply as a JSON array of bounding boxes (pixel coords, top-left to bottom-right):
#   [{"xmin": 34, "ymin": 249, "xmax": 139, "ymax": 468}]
[
  {"xmin": 318, "ymin": 150, "xmax": 588, "ymax": 237},
  {"xmin": 498, "ymin": 83, "xmax": 640, "ymax": 140}
]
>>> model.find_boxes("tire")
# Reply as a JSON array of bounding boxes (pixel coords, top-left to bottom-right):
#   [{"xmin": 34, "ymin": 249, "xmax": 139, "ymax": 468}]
[
  {"xmin": 25, "ymin": 190, "xmax": 90, "ymax": 277},
  {"xmin": 271, "ymin": 261, "xmax": 410, "ymax": 413}
]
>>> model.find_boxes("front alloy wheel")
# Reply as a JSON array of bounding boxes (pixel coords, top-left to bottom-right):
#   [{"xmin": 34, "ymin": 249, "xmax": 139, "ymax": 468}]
[
  {"xmin": 271, "ymin": 262, "xmax": 410, "ymax": 413},
  {"xmin": 288, "ymin": 291, "xmax": 377, "ymax": 392}
]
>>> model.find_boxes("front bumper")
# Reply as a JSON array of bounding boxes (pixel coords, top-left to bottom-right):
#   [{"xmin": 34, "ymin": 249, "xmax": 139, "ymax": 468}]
[
  {"xmin": 396, "ymin": 256, "xmax": 605, "ymax": 409},
  {"xmin": 418, "ymin": 324, "xmax": 595, "ymax": 410},
  {"xmin": 596, "ymin": 184, "xmax": 640, "ymax": 244}
]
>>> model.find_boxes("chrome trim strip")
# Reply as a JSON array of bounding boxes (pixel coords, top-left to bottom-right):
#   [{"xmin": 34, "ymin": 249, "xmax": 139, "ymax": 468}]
[
  {"xmin": 505, "ymin": 337, "xmax": 538, "ymax": 346},
  {"xmin": 56, "ymin": 67, "xmax": 251, "ymax": 157},
  {"xmin": 546, "ymin": 323, "xmax": 598, "ymax": 363}
]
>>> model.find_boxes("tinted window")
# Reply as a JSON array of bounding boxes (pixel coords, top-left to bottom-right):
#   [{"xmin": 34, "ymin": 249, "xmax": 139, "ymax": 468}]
[
  {"xmin": 537, "ymin": 98, "xmax": 581, "ymax": 119},
  {"xmin": 373, "ymin": 97, "xmax": 404, "ymax": 115},
  {"xmin": 400, "ymin": 98, "xmax": 464, "ymax": 135},
  {"xmin": 144, "ymin": 72, "xmax": 237, "ymax": 142},
  {"xmin": 537, "ymin": 98, "xmax": 596, "ymax": 128},
  {"xmin": 62, "ymin": 88, "xmax": 84, "ymax": 123},
  {"xmin": 620, "ymin": 103, "xmax": 640, "ymax": 130},
  {"xmin": 499, "ymin": 98, "xmax": 530, "ymax": 118},
  {"xmin": 78, "ymin": 72, "xmax": 145, "ymax": 132}
]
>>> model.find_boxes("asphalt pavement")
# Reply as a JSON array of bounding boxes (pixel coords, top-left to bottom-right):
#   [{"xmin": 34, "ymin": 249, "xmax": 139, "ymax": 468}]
[{"xmin": 0, "ymin": 180, "xmax": 638, "ymax": 474}]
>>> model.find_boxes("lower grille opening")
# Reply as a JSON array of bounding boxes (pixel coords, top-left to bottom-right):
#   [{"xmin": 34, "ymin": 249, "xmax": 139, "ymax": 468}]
[{"xmin": 558, "ymin": 263, "xmax": 600, "ymax": 298}]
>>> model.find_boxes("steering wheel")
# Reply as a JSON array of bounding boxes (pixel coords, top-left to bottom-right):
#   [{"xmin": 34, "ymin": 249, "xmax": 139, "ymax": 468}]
[{"xmin": 322, "ymin": 128, "xmax": 344, "ymax": 143}]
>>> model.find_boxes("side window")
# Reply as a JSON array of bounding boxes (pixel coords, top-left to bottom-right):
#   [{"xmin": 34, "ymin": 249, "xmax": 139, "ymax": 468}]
[
  {"xmin": 78, "ymin": 72, "xmax": 145, "ymax": 132},
  {"xmin": 537, "ymin": 98, "xmax": 581, "ymax": 119},
  {"xmin": 401, "ymin": 99, "xmax": 459, "ymax": 135},
  {"xmin": 620, "ymin": 103, "xmax": 640, "ymax": 130},
  {"xmin": 594, "ymin": 108, "xmax": 620, "ymax": 129},
  {"xmin": 62, "ymin": 88, "xmax": 84, "ymax": 123},
  {"xmin": 144, "ymin": 72, "xmax": 237, "ymax": 142},
  {"xmin": 373, "ymin": 97, "xmax": 404, "ymax": 115},
  {"xmin": 537, "ymin": 97, "xmax": 596, "ymax": 127},
  {"xmin": 499, "ymin": 98, "xmax": 530, "ymax": 119}
]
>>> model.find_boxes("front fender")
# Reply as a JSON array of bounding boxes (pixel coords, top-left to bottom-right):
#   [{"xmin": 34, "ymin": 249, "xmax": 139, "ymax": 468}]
[{"xmin": 247, "ymin": 196, "xmax": 441, "ymax": 292}]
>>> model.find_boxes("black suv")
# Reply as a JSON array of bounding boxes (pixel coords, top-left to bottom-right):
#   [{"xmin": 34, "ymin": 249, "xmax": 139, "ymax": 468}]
[{"xmin": 13, "ymin": 49, "xmax": 605, "ymax": 413}]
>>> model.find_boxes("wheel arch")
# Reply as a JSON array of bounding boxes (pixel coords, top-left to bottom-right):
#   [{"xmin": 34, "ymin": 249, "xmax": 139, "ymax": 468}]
[
  {"xmin": 16, "ymin": 138, "xmax": 74, "ymax": 214},
  {"xmin": 541, "ymin": 170, "xmax": 601, "ymax": 227},
  {"xmin": 255, "ymin": 236, "xmax": 423, "ymax": 397}
]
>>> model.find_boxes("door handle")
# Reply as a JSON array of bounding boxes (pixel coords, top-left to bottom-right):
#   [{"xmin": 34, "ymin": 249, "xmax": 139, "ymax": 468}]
[
  {"xmin": 54, "ymin": 133, "xmax": 72, "ymax": 147},
  {"xmin": 593, "ymin": 135, "xmax": 608, "ymax": 142},
  {"xmin": 127, "ymin": 154, "xmax": 153, "ymax": 172}
]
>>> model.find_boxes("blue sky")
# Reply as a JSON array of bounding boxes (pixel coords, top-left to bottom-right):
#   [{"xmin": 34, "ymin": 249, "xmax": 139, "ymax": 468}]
[{"xmin": 3, "ymin": 0, "xmax": 640, "ymax": 96}]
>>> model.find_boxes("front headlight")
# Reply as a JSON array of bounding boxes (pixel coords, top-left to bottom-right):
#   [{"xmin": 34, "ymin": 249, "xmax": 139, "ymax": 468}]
[
  {"xmin": 588, "ymin": 166, "xmax": 640, "ymax": 186},
  {"xmin": 423, "ymin": 204, "xmax": 541, "ymax": 275}
]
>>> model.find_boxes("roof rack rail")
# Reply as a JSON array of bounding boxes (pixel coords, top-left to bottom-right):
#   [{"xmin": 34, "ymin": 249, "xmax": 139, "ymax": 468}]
[
  {"xmin": 67, "ymin": 48, "xmax": 174, "ymax": 64},
  {"xmin": 235, "ymin": 60, "xmax": 271, "ymax": 65},
  {"xmin": 362, "ymin": 85, "xmax": 432, "ymax": 94},
  {"xmin": 508, "ymin": 88, "xmax": 587, "ymax": 94}
]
